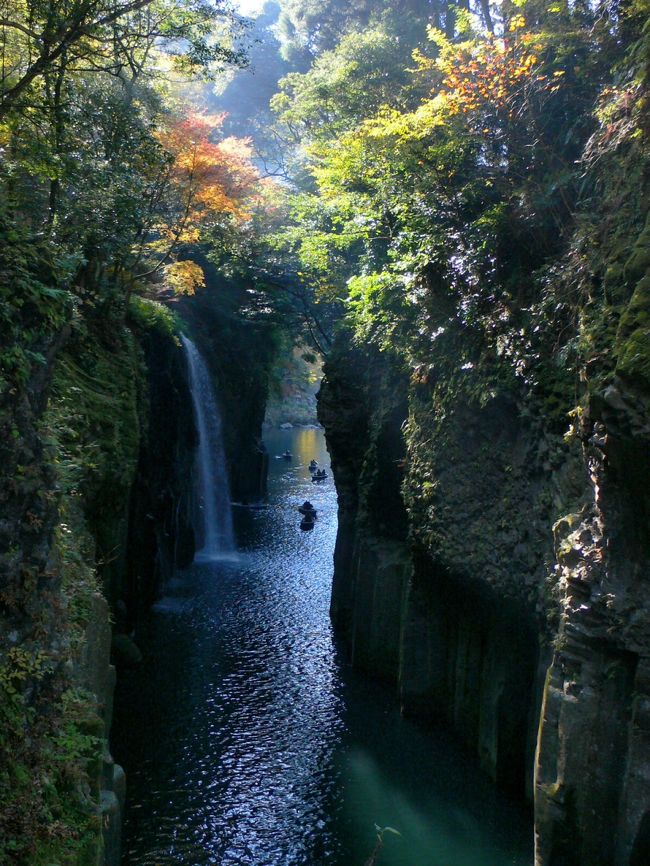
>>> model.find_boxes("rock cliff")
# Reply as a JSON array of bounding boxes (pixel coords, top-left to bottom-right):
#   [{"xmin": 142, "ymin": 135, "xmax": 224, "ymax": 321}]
[
  {"xmin": 319, "ymin": 108, "xmax": 650, "ymax": 864},
  {"xmin": 316, "ymin": 10, "xmax": 650, "ymax": 863},
  {"xmin": 0, "ymin": 297, "xmax": 196, "ymax": 866},
  {"xmin": 176, "ymin": 264, "xmax": 277, "ymax": 502},
  {"xmin": 320, "ymin": 324, "xmax": 650, "ymax": 864}
]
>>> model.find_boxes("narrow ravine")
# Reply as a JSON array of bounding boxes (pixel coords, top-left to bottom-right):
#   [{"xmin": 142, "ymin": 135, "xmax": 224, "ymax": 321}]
[
  {"xmin": 111, "ymin": 418, "xmax": 533, "ymax": 866},
  {"xmin": 3, "ymin": 0, "xmax": 650, "ymax": 861}
]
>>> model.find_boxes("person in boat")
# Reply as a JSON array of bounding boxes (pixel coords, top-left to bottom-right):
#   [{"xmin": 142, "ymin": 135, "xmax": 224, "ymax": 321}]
[{"xmin": 309, "ymin": 459, "xmax": 318, "ymax": 471}]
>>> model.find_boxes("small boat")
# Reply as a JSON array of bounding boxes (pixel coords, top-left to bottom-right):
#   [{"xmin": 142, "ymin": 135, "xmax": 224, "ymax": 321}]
[
  {"xmin": 300, "ymin": 517, "xmax": 315, "ymax": 531},
  {"xmin": 311, "ymin": 470, "xmax": 328, "ymax": 482},
  {"xmin": 281, "ymin": 450, "xmax": 292, "ymax": 460}
]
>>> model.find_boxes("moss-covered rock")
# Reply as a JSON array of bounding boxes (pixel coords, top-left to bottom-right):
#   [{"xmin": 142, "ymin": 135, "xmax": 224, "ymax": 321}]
[
  {"xmin": 616, "ymin": 276, "xmax": 650, "ymax": 389},
  {"xmin": 0, "ymin": 290, "xmax": 197, "ymax": 865}
]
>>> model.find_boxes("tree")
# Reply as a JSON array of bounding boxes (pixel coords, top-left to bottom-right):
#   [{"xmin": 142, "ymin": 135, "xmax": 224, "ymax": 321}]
[
  {"xmin": 0, "ymin": 0, "xmax": 244, "ymax": 120},
  {"xmin": 261, "ymin": 0, "xmax": 621, "ymax": 373},
  {"xmin": 271, "ymin": 24, "xmax": 422, "ymax": 146},
  {"xmin": 276, "ymin": 0, "xmax": 461, "ymax": 64},
  {"xmin": 139, "ymin": 112, "xmax": 260, "ymax": 292}
]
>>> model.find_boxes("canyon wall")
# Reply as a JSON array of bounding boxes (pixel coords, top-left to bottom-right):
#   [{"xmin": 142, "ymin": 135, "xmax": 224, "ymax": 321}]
[
  {"xmin": 319, "ymin": 284, "xmax": 650, "ymax": 866},
  {"xmin": 177, "ymin": 266, "xmax": 276, "ymax": 502},
  {"xmin": 0, "ymin": 280, "xmax": 276, "ymax": 864},
  {"xmin": 318, "ymin": 17, "xmax": 650, "ymax": 863},
  {"xmin": 0, "ymin": 298, "xmax": 197, "ymax": 866}
]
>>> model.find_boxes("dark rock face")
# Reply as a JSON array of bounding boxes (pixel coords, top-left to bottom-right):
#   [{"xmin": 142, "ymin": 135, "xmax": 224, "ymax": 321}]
[
  {"xmin": 534, "ymin": 384, "xmax": 650, "ymax": 866},
  {"xmin": 319, "ymin": 334, "xmax": 650, "ymax": 865},
  {"xmin": 122, "ymin": 326, "xmax": 197, "ymax": 622},
  {"xmin": 176, "ymin": 276, "xmax": 276, "ymax": 502},
  {"xmin": 0, "ymin": 325, "xmax": 69, "ymax": 652},
  {"xmin": 0, "ymin": 309, "xmax": 199, "ymax": 865}
]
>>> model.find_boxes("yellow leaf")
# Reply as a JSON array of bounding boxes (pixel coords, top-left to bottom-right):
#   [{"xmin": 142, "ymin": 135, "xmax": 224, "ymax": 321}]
[{"xmin": 164, "ymin": 260, "xmax": 206, "ymax": 296}]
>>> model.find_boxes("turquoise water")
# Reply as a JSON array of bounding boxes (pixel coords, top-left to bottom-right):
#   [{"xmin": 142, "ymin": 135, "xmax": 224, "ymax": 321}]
[{"xmin": 111, "ymin": 427, "xmax": 533, "ymax": 866}]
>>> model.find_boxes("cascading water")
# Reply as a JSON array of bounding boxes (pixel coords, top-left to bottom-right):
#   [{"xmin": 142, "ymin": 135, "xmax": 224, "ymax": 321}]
[{"xmin": 182, "ymin": 335, "xmax": 235, "ymax": 558}]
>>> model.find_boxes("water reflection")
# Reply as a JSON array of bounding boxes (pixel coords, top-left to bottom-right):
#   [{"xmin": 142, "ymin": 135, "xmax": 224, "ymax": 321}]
[{"xmin": 112, "ymin": 428, "xmax": 532, "ymax": 866}]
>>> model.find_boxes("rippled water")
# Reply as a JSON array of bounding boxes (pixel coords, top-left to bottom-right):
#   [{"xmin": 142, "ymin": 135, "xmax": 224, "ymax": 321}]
[{"xmin": 112, "ymin": 428, "xmax": 533, "ymax": 866}]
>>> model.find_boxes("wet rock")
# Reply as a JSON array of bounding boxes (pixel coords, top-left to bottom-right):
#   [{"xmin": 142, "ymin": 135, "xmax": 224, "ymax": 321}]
[
  {"xmin": 111, "ymin": 633, "xmax": 143, "ymax": 668},
  {"xmin": 100, "ymin": 790, "xmax": 122, "ymax": 866},
  {"xmin": 603, "ymin": 384, "xmax": 628, "ymax": 413}
]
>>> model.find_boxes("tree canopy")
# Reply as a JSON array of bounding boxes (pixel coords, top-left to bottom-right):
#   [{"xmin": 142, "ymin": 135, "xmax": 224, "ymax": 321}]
[
  {"xmin": 3, "ymin": 0, "xmax": 650, "ymax": 386},
  {"xmin": 252, "ymin": 0, "xmax": 650, "ymax": 382}
]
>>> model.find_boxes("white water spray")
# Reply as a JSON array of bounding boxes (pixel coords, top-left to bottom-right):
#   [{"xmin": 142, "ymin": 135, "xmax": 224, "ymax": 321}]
[{"xmin": 182, "ymin": 335, "xmax": 235, "ymax": 558}]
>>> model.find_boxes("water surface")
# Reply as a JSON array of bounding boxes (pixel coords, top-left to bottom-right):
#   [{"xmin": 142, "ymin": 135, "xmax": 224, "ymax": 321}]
[{"xmin": 112, "ymin": 427, "xmax": 533, "ymax": 866}]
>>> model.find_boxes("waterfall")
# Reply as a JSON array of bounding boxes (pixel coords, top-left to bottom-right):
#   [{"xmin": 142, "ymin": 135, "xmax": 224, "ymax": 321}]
[{"xmin": 182, "ymin": 335, "xmax": 235, "ymax": 558}]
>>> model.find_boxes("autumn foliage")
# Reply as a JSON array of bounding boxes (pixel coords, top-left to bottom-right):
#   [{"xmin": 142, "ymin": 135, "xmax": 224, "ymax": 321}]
[
  {"xmin": 153, "ymin": 113, "xmax": 260, "ymax": 293},
  {"xmin": 416, "ymin": 26, "xmax": 565, "ymax": 127}
]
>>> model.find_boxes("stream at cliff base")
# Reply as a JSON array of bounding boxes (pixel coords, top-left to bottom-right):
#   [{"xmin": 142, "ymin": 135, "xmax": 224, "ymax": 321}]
[{"xmin": 111, "ymin": 428, "xmax": 533, "ymax": 866}]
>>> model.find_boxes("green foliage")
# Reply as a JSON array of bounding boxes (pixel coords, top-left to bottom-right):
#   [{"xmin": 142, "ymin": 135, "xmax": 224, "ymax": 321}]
[
  {"xmin": 0, "ymin": 204, "xmax": 72, "ymax": 396},
  {"xmin": 0, "ymin": 669, "xmax": 104, "ymax": 866},
  {"xmin": 272, "ymin": 25, "xmax": 419, "ymax": 144},
  {"xmin": 264, "ymin": 0, "xmax": 650, "ymax": 436},
  {"xmin": 128, "ymin": 296, "xmax": 183, "ymax": 341},
  {"xmin": 276, "ymin": 0, "xmax": 446, "ymax": 64},
  {"xmin": 0, "ymin": 0, "xmax": 245, "ymax": 122},
  {"xmin": 347, "ymin": 272, "xmax": 417, "ymax": 352},
  {"xmin": 208, "ymin": 2, "xmax": 291, "ymax": 161},
  {"xmin": 0, "ymin": 304, "xmax": 165, "ymax": 864},
  {"xmin": 616, "ymin": 277, "xmax": 650, "ymax": 388},
  {"xmin": 276, "ymin": 0, "xmax": 376, "ymax": 63},
  {"xmin": 44, "ymin": 324, "xmax": 144, "ymax": 514},
  {"xmin": 0, "ymin": 0, "xmax": 260, "ymax": 353},
  {"xmin": 0, "ymin": 513, "xmax": 103, "ymax": 866}
]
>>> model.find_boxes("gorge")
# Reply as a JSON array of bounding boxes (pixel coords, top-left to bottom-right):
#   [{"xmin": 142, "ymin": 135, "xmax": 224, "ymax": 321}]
[
  {"xmin": 1, "ymin": 0, "xmax": 650, "ymax": 864},
  {"xmin": 112, "ymin": 418, "xmax": 532, "ymax": 866}
]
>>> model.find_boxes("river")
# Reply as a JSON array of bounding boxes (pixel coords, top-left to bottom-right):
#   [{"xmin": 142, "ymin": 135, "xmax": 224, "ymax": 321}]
[{"xmin": 111, "ymin": 427, "xmax": 533, "ymax": 866}]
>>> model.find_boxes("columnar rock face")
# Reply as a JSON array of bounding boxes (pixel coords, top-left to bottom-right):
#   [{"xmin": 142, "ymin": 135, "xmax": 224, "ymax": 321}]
[
  {"xmin": 0, "ymin": 306, "xmax": 197, "ymax": 865},
  {"xmin": 73, "ymin": 592, "xmax": 125, "ymax": 866},
  {"xmin": 122, "ymin": 324, "xmax": 198, "ymax": 619},
  {"xmin": 67, "ymin": 318, "xmax": 199, "ymax": 866},
  {"xmin": 535, "ymin": 383, "xmax": 650, "ymax": 866},
  {"xmin": 319, "ymin": 329, "xmax": 650, "ymax": 864}
]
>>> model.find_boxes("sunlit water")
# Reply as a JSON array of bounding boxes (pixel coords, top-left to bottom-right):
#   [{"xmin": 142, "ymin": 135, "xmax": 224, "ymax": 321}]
[{"xmin": 111, "ymin": 428, "xmax": 533, "ymax": 866}]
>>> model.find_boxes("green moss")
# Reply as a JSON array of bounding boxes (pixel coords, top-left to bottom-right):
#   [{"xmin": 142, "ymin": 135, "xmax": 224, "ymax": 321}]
[
  {"xmin": 624, "ymin": 211, "xmax": 650, "ymax": 284},
  {"xmin": 615, "ymin": 276, "xmax": 650, "ymax": 388},
  {"xmin": 0, "ymin": 204, "xmax": 72, "ymax": 399},
  {"xmin": 0, "ymin": 475, "xmax": 104, "ymax": 863},
  {"xmin": 0, "ymin": 314, "xmax": 160, "ymax": 864},
  {"xmin": 46, "ymin": 327, "xmax": 143, "ymax": 500},
  {"xmin": 0, "ymin": 665, "xmax": 102, "ymax": 865},
  {"xmin": 55, "ymin": 509, "xmax": 100, "ymax": 638}
]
